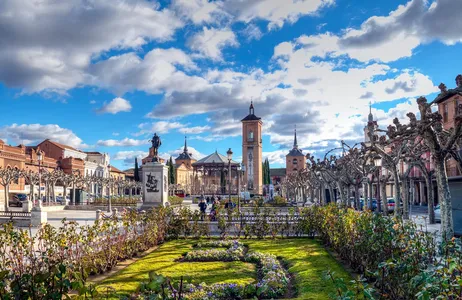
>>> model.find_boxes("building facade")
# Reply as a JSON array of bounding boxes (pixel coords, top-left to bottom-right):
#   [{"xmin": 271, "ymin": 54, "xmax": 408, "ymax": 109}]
[
  {"xmin": 241, "ymin": 102, "xmax": 263, "ymax": 194},
  {"xmin": 0, "ymin": 141, "xmax": 26, "ymax": 206},
  {"xmin": 286, "ymin": 129, "xmax": 306, "ymax": 175},
  {"xmin": 175, "ymin": 137, "xmax": 197, "ymax": 193},
  {"xmin": 192, "ymin": 151, "xmax": 240, "ymax": 195},
  {"xmin": 36, "ymin": 139, "xmax": 85, "ymax": 175}
]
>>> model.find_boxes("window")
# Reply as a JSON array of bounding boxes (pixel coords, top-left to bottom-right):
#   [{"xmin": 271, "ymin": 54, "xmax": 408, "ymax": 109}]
[
  {"xmin": 292, "ymin": 158, "xmax": 298, "ymax": 165},
  {"xmin": 248, "ymin": 130, "xmax": 254, "ymax": 141},
  {"xmin": 443, "ymin": 103, "xmax": 448, "ymax": 122}
]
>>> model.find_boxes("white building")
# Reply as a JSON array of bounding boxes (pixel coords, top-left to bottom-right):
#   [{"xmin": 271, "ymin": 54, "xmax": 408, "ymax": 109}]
[{"xmin": 84, "ymin": 152, "xmax": 110, "ymax": 195}]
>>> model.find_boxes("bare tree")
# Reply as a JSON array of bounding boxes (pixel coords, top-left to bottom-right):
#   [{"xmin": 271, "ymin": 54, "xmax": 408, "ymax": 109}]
[
  {"xmin": 22, "ymin": 169, "xmax": 40, "ymax": 204},
  {"xmin": 384, "ymin": 91, "xmax": 462, "ymax": 236},
  {"xmin": 0, "ymin": 167, "xmax": 21, "ymax": 211},
  {"xmin": 366, "ymin": 121, "xmax": 408, "ymax": 217}
]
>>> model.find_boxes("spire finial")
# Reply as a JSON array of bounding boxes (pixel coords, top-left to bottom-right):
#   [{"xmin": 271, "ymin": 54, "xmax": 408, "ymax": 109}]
[
  {"xmin": 184, "ymin": 136, "xmax": 188, "ymax": 153},
  {"xmin": 293, "ymin": 125, "xmax": 298, "ymax": 149},
  {"xmin": 368, "ymin": 101, "xmax": 373, "ymax": 122},
  {"xmin": 249, "ymin": 100, "xmax": 254, "ymax": 115}
]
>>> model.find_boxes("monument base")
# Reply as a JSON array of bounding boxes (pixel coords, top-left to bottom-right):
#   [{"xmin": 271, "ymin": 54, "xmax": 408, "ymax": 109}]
[{"xmin": 141, "ymin": 162, "xmax": 169, "ymax": 209}]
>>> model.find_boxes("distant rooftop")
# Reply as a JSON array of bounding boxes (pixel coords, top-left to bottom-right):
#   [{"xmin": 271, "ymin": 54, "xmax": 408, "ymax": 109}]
[{"xmin": 193, "ymin": 151, "xmax": 239, "ymax": 166}]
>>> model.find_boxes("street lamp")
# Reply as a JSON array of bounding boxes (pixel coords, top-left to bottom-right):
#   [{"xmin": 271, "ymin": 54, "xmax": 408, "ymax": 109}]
[
  {"xmin": 226, "ymin": 148, "xmax": 233, "ymax": 204},
  {"xmin": 107, "ymin": 165, "xmax": 112, "ymax": 213},
  {"xmin": 37, "ymin": 150, "xmax": 43, "ymax": 208}
]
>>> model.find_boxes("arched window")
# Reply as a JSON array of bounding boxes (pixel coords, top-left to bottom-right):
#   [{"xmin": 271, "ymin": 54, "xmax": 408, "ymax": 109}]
[
  {"xmin": 293, "ymin": 168, "xmax": 297, "ymax": 172},
  {"xmin": 248, "ymin": 130, "xmax": 254, "ymax": 141},
  {"xmin": 292, "ymin": 158, "xmax": 298, "ymax": 165}
]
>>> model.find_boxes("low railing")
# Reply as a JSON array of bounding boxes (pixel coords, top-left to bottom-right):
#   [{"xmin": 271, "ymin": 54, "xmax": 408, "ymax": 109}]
[
  {"xmin": 174, "ymin": 213, "xmax": 304, "ymax": 223},
  {"xmin": 0, "ymin": 211, "xmax": 31, "ymax": 219}
]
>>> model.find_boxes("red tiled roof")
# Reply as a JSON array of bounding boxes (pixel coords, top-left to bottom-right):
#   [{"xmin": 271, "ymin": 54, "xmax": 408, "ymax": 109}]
[
  {"xmin": 39, "ymin": 139, "xmax": 83, "ymax": 152},
  {"xmin": 110, "ymin": 166, "xmax": 124, "ymax": 173}
]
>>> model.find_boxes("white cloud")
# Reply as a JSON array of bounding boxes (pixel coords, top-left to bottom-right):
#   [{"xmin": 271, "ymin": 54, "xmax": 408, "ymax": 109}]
[
  {"xmin": 96, "ymin": 138, "xmax": 148, "ymax": 147},
  {"xmin": 242, "ymin": 24, "xmax": 263, "ymax": 41},
  {"xmin": 0, "ymin": 0, "xmax": 183, "ymax": 94},
  {"xmin": 91, "ymin": 48, "xmax": 206, "ymax": 96},
  {"xmin": 112, "ymin": 132, "xmax": 119, "ymax": 136},
  {"xmin": 220, "ymin": 0, "xmax": 335, "ymax": 29},
  {"xmin": 137, "ymin": 121, "xmax": 185, "ymax": 135},
  {"xmin": 187, "ymin": 27, "xmax": 239, "ymax": 60},
  {"xmin": 263, "ymin": 150, "xmax": 288, "ymax": 165},
  {"xmin": 178, "ymin": 125, "xmax": 211, "ymax": 134},
  {"xmin": 171, "ymin": 0, "xmax": 224, "ymax": 24},
  {"xmin": 164, "ymin": 146, "xmax": 207, "ymax": 160},
  {"xmin": 0, "ymin": 124, "xmax": 86, "ymax": 148},
  {"xmin": 337, "ymin": 0, "xmax": 462, "ymax": 62},
  {"xmin": 90, "ymin": 100, "xmax": 96, "ymax": 104},
  {"xmin": 97, "ymin": 97, "xmax": 132, "ymax": 114},
  {"xmin": 113, "ymin": 150, "xmax": 148, "ymax": 166}
]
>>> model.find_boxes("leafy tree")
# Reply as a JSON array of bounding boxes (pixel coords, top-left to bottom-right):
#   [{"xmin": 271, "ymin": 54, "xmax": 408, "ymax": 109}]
[
  {"xmin": 168, "ymin": 157, "xmax": 176, "ymax": 184},
  {"xmin": 134, "ymin": 157, "xmax": 140, "ymax": 182},
  {"xmin": 266, "ymin": 159, "xmax": 271, "ymax": 184},
  {"xmin": 261, "ymin": 158, "xmax": 271, "ymax": 185}
]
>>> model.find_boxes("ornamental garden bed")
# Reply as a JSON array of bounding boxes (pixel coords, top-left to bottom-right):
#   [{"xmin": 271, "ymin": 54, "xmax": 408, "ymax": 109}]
[{"xmin": 97, "ymin": 238, "xmax": 351, "ymax": 299}]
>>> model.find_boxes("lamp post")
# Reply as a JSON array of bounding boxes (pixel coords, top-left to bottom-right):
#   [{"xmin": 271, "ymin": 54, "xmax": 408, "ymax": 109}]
[
  {"xmin": 37, "ymin": 150, "xmax": 43, "ymax": 208},
  {"xmin": 226, "ymin": 148, "xmax": 233, "ymax": 203},
  {"xmin": 107, "ymin": 165, "xmax": 112, "ymax": 213}
]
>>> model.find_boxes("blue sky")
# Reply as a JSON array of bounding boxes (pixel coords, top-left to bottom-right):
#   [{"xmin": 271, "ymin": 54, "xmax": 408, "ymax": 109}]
[{"xmin": 1, "ymin": 0, "xmax": 461, "ymax": 170}]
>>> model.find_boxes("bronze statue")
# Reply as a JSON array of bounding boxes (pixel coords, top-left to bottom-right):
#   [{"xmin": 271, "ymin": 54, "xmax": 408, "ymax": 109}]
[
  {"xmin": 150, "ymin": 133, "xmax": 162, "ymax": 162},
  {"xmin": 456, "ymin": 74, "xmax": 462, "ymax": 88}
]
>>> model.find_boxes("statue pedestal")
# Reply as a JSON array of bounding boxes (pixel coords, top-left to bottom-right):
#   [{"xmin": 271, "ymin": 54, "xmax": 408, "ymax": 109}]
[{"xmin": 141, "ymin": 162, "xmax": 169, "ymax": 209}]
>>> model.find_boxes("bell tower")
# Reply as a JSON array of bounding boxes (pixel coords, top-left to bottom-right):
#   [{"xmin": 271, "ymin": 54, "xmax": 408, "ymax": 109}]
[{"xmin": 241, "ymin": 101, "xmax": 263, "ymax": 194}]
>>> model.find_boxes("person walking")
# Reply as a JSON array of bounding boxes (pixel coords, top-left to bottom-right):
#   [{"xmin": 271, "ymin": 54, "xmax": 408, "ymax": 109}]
[{"xmin": 198, "ymin": 199, "xmax": 207, "ymax": 220}]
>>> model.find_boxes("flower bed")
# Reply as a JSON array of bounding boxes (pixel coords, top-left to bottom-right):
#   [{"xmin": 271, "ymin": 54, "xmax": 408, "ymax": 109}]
[
  {"xmin": 183, "ymin": 240, "xmax": 244, "ymax": 262},
  {"xmin": 138, "ymin": 240, "xmax": 290, "ymax": 299}
]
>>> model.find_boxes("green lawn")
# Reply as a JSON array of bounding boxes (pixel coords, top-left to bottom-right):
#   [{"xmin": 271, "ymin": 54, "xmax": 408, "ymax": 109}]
[
  {"xmin": 97, "ymin": 240, "xmax": 256, "ymax": 297},
  {"xmin": 244, "ymin": 239, "xmax": 351, "ymax": 300},
  {"xmin": 97, "ymin": 238, "xmax": 351, "ymax": 299}
]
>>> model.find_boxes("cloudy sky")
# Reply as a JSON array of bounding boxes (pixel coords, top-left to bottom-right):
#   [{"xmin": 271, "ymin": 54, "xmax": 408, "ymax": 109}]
[{"xmin": 1, "ymin": 0, "xmax": 461, "ymax": 169}]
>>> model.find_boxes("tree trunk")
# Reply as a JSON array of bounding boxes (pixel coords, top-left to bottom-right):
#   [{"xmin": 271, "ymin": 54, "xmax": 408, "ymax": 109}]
[
  {"xmin": 434, "ymin": 156, "xmax": 454, "ymax": 238},
  {"xmin": 362, "ymin": 183, "xmax": 367, "ymax": 211},
  {"xmin": 52, "ymin": 183, "xmax": 56, "ymax": 203},
  {"xmin": 45, "ymin": 183, "xmax": 49, "ymax": 204},
  {"xmin": 320, "ymin": 184, "xmax": 326, "ymax": 205},
  {"xmin": 328, "ymin": 185, "xmax": 334, "ymax": 205},
  {"xmin": 30, "ymin": 183, "xmax": 35, "ymax": 203},
  {"xmin": 381, "ymin": 180, "xmax": 388, "ymax": 216},
  {"xmin": 393, "ymin": 171, "xmax": 402, "ymax": 217},
  {"xmin": 354, "ymin": 184, "xmax": 360, "ymax": 210},
  {"xmin": 335, "ymin": 182, "xmax": 343, "ymax": 205},
  {"xmin": 402, "ymin": 178, "xmax": 410, "ymax": 220},
  {"xmin": 368, "ymin": 181, "xmax": 373, "ymax": 210},
  {"xmin": 71, "ymin": 182, "xmax": 75, "ymax": 205},
  {"xmin": 346, "ymin": 185, "xmax": 351, "ymax": 207},
  {"xmin": 426, "ymin": 175, "xmax": 435, "ymax": 224},
  {"xmin": 63, "ymin": 185, "xmax": 67, "ymax": 203},
  {"xmin": 4, "ymin": 185, "xmax": 9, "ymax": 212}
]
